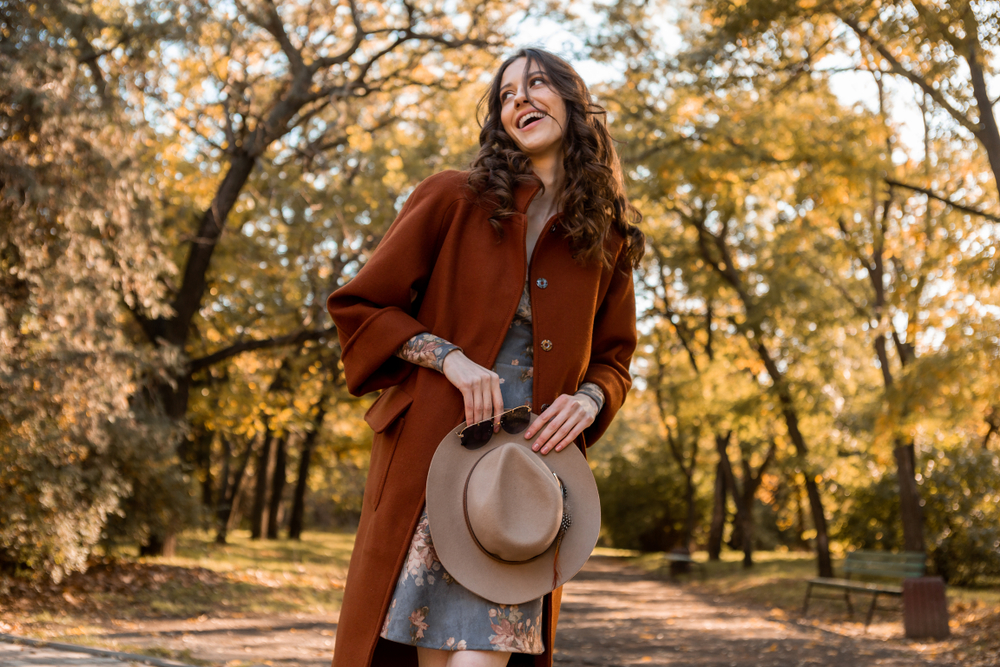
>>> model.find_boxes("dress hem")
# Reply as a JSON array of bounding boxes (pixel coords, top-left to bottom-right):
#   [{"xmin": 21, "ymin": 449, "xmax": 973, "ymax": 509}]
[{"xmin": 378, "ymin": 634, "xmax": 544, "ymax": 655}]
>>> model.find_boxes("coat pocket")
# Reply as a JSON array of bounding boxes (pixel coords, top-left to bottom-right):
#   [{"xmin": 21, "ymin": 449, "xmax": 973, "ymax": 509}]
[{"xmin": 364, "ymin": 386, "xmax": 413, "ymax": 511}]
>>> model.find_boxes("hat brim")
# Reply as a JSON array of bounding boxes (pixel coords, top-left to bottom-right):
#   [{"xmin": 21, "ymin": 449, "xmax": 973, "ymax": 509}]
[{"xmin": 426, "ymin": 412, "xmax": 600, "ymax": 605}]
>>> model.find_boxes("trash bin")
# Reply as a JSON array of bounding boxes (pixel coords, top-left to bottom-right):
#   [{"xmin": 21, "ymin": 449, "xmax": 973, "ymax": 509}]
[{"xmin": 903, "ymin": 576, "xmax": 950, "ymax": 639}]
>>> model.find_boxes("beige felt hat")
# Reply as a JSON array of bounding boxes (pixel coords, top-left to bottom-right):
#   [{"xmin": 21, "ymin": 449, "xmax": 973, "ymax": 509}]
[{"xmin": 425, "ymin": 412, "xmax": 601, "ymax": 605}]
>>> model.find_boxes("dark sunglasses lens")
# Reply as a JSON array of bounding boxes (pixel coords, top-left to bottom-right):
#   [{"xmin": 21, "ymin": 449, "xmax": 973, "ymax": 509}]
[
  {"xmin": 460, "ymin": 421, "xmax": 493, "ymax": 450},
  {"xmin": 501, "ymin": 406, "xmax": 530, "ymax": 434}
]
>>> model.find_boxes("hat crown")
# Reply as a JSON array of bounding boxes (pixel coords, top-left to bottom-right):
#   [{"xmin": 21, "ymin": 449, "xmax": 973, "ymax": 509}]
[{"xmin": 465, "ymin": 444, "xmax": 563, "ymax": 562}]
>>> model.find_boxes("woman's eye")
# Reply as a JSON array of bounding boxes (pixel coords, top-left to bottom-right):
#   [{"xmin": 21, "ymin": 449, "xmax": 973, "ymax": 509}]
[
  {"xmin": 501, "ymin": 90, "xmax": 513, "ymax": 101},
  {"xmin": 530, "ymin": 77, "xmax": 545, "ymax": 87}
]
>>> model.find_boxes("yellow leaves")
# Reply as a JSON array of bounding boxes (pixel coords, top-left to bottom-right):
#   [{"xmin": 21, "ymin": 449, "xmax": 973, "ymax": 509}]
[
  {"xmin": 385, "ymin": 155, "xmax": 403, "ymax": 172},
  {"xmin": 214, "ymin": 57, "xmax": 230, "ymax": 82},
  {"xmin": 347, "ymin": 125, "xmax": 373, "ymax": 153}
]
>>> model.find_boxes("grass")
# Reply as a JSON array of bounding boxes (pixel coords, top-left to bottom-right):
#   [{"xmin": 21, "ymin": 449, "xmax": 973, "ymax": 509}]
[
  {"xmin": 629, "ymin": 548, "xmax": 1000, "ymax": 619},
  {"xmin": 632, "ymin": 549, "xmax": 827, "ymax": 614},
  {"xmin": 1, "ymin": 529, "xmax": 355, "ymax": 632},
  {"xmin": 626, "ymin": 548, "xmax": 1000, "ymax": 666}
]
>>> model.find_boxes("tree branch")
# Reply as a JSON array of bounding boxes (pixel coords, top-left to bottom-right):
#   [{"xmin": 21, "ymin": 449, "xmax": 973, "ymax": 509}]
[
  {"xmin": 838, "ymin": 14, "xmax": 981, "ymax": 138},
  {"xmin": 313, "ymin": 0, "xmax": 366, "ymax": 69},
  {"xmin": 187, "ymin": 325, "xmax": 337, "ymax": 374},
  {"xmin": 884, "ymin": 178, "xmax": 1000, "ymax": 222},
  {"xmin": 260, "ymin": 0, "xmax": 306, "ymax": 75}
]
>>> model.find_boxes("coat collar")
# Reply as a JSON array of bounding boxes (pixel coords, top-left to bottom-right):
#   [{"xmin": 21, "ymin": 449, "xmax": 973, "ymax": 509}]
[
  {"xmin": 513, "ymin": 178, "xmax": 543, "ymax": 214},
  {"xmin": 512, "ymin": 178, "xmax": 566, "ymax": 227}
]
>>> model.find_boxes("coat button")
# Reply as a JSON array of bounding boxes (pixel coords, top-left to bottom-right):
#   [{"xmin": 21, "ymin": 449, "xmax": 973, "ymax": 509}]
[
  {"xmin": 540, "ymin": 339, "xmax": 553, "ymax": 351},
  {"xmin": 550, "ymin": 224, "xmax": 556, "ymax": 232},
  {"xmin": 536, "ymin": 278, "xmax": 548, "ymax": 289}
]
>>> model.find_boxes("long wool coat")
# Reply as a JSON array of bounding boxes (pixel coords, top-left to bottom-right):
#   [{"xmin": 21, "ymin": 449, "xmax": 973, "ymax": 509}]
[{"xmin": 326, "ymin": 169, "xmax": 637, "ymax": 667}]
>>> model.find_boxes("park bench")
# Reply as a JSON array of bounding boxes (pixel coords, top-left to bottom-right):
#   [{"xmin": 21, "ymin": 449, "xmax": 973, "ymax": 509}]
[
  {"xmin": 802, "ymin": 550, "xmax": 926, "ymax": 629},
  {"xmin": 661, "ymin": 549, "xmax": 705, "ymax": 579}
]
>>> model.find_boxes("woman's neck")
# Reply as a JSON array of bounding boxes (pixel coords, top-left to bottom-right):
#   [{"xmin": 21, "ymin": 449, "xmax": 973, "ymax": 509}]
[{"xmin": 529, "ymin": 153, "xmax": 565, "ymax": 214}]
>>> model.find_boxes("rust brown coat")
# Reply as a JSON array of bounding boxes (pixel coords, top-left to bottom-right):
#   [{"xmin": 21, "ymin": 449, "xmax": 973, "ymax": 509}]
[{"xmin": 326, "ymin": 170, "xmax": 637, "ymax": 667}]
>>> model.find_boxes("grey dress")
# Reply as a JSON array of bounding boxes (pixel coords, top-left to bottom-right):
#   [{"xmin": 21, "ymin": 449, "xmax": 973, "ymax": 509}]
[{"xmin": 379, "ymin": 279, "xmax": 545, "ymax": 654}]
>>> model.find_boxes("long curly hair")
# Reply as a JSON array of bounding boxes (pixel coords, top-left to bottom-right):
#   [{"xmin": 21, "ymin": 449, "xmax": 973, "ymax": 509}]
[{"xmin": 467, "ymin": 48, "xmax": 644, "ymax": 269}]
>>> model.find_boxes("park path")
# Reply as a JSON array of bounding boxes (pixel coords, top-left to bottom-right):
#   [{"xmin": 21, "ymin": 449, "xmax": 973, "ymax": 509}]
[
  {"xmin": 551, "ymin": 556, "xmax": 953, "ymax": 666},
  {"xmin": 0, "ymin": 641, "xmax": 153, "ymax": 667},
  {"xmin": 2, "ymin": 556, "xmax": 955, "ymax": 667}
]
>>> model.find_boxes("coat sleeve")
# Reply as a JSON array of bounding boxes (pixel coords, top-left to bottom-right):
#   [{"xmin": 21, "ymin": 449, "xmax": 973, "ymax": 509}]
[
  {"xmin": 581, "ymin": 247, "xmax": 637, "ymax": 447},
  {"xmin": 327, "ymin": 171, "xmax": 462, "ymax": 396}
]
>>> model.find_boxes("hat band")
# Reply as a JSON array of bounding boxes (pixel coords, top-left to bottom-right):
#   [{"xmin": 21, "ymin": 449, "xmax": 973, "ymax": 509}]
[{"xmin": 462, "ymin": 460, "xmax": 571, "ymax": 565}]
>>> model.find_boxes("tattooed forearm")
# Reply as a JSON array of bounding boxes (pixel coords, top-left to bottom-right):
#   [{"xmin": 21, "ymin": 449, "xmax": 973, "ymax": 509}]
[
  {"xmin": 396, "ymin": 332, "xmax": 462, "ymax": 373},
  {"xmin": 574, "ymin": 382, "xmax": 605, "ymax": 413}
]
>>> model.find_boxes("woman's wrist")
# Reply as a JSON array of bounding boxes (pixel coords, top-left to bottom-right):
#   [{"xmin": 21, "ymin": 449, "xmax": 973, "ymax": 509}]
[
  {"xmin": 395, "ymin": 332, "xmax": 462, "ymax": 373},
  {"xmin": 574, "ymin": 382, "xmax": 605, "ymax": 414}
]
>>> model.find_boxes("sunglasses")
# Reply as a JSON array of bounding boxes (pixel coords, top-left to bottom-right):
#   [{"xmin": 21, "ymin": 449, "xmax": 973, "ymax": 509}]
[{"xmin": 459, "ymin": 405, "xmax": 531, "ymax": 450}]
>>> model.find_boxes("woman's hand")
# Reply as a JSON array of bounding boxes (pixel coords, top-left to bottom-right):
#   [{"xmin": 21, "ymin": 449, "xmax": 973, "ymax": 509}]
[
  {"xmin": 525, "ymin": 393, "xmax": 598, "ymax": 455},
  {"xmin": 441, "ymin": 351, "xmax": 504, "ymax": 429}
]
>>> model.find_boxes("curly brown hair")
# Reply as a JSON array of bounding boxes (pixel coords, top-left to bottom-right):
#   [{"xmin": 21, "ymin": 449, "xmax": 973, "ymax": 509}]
[{"xmin": 467, "ymin": 48, "xmax": 644, "ymax": 270}]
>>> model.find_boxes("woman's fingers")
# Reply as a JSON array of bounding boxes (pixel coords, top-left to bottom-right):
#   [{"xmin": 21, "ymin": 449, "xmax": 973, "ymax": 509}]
[
  {"xmin": 491, "ymin": 377, "xmax": 505, "ymax": 432},
  {"xmin": 527, "ymin": 394, "xmax": 597, "ymax": 454},
  {"xmin": 544, "ymin": 419, "xmax": 589, "ymax": 454},
  {"xmin": 442, "ymin": 352, "xmax": 502, "ymax": 427}
]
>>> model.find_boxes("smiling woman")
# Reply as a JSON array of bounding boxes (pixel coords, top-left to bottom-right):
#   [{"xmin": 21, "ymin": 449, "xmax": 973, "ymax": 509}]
[
  {"xmin": 499, "ymin": 61, "xmax": 568, "ymax": 163},
  {"xmin": 326, "ymin": 47, "xmax": 644, "ymax": 667}
]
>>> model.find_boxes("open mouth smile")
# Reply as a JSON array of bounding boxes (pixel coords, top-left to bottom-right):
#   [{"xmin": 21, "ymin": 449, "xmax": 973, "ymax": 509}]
[{"xmin": 517, "ymin": 111, "xmax": 547, "ymax": 129}]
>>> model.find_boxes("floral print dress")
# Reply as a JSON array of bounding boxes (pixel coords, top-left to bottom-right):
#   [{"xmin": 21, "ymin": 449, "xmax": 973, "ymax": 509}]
[{"xmin": 379, "ymin": 279, "xmax": 545, "ymax": 654}]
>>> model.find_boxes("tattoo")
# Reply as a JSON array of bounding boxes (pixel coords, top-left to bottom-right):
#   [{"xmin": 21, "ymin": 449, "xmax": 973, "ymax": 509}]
[
  {"xmin": 396, "ymin": 332, "xmax": 461, "ymax": 373},
  {"xmin": 574, "ymin": 382, "xmax": 605, "ymax": 413}
]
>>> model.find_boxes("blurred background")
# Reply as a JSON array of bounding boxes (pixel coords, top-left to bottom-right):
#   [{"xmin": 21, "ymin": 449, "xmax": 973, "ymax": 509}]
[{"xmin": 1, "ymin": 0, "xmax": 998, "ymax": 605}]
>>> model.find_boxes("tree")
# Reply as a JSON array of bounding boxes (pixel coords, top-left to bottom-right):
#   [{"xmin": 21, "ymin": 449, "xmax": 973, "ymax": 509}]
[{"xmin": 0, "ymin": 0, "xmax": 193, "ymax": 580}]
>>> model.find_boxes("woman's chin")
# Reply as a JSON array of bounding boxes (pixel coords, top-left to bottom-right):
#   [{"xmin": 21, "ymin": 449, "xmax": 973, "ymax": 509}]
[{"xmin": 518, "ymin": 140, "xmax": 562, "ymax": 162}]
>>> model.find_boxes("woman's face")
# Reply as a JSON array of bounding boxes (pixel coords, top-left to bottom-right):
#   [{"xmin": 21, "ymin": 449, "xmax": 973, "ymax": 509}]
[{"xmin": 499, "ymin": 58, "xmax": 567, "ymax": 161}]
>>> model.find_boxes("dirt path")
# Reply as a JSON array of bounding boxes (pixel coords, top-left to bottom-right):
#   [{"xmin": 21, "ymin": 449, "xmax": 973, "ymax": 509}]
[
  {"xmin": 33, "ymin": 555, "xmax": 954, "ymax": 667},
  {"xmin": 551, "ymin": 556, "xmax": 953, "ymax": 666}
]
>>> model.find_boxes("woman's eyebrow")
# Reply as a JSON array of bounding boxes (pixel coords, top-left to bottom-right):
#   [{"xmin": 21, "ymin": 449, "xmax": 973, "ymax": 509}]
[{"xmin": 499, "ymin": 71, "xmax": 547, "ymax": 92}]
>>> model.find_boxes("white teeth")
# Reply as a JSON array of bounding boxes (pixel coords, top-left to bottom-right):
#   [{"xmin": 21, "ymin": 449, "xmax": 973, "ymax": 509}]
[{"xmin": 518, "ymin": 111, "xmax": 545, "ymax": 129}]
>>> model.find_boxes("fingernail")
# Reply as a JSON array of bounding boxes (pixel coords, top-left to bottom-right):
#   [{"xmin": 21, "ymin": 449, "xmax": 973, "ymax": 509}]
[{"xmin": 532, "ymin": 443, "xmax": 540, "ymax": 451}]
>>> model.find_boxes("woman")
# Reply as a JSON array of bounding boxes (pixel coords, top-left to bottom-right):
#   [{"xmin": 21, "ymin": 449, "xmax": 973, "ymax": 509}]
[{"xmin": 326, "ymin": 48, "xmax": 644, "ymax": 667}]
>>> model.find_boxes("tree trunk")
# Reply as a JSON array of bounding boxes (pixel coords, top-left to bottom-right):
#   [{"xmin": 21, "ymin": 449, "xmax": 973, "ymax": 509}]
[
  {"xmin": 227, "ymin": 476, "xmax": 249, "ymax": 536},
  {"xmin": 289, "ymin": 406, "xmax": 325, "ymax": 540},
  {"xmin": 267, "ymin": 436, "xmax": 288, "ymax": 539},
  {"xmin": 894, "ymin": 441, "xmax": 925, "ymax": 552},
  {"xmin": 740, "ymin": 461, "xmax": 757, "ymax": 568},
  {"xmin": 683, "ymin": 473, "xmax": 696, "ymax": 552},
  {"xmin": 715, "ymin": 438, "xmax": 741, "ymax": 557},
  {"xmin": 199, "ymin": 432, "xmax": 215, "ymax": 512},
  {"xmin": 872, "ymin": 228, "xmax": 926, "ymax": 555},
  {"xmin": 716, "ymin": 433, "xmax": 752, "ymax": 568},
  {"xmin": 139, "ymin": 533, "xmax": 176, "ymax": 557},
  {"xmin": 216, "ymin": 436, "xmax": 255, "ymax": 544},
  {"xmin": 707, "ymin": 459, "xmax": 726, "ymax": 561},
  {"xmin": 802, "ymin": 475, "xmax": 833, "ymax": 576},
  {"xmin": 966, "ymin": 30, "xmax": 1000, "ymax": 193},
  {"xmin": 794, "ymin": 477, "xmax": 808, "ymax": 549},
  {"xmin": 135, "ymin": 155, "xmax": 259, "ymax": 556},
  {"xmin": 215, "ymin": 436, "xmax": 232, "ymax": 543},
  {"xmin": 250, "ymin": 431, "xmax": 275, "ymax": 540},
  {"xmin": 691, "ymin": 216, "xmax": 833, "ymax": 577},
  {"xmin": 752, "ymin": 340, "xmax": 833, "ymax": 577}
]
